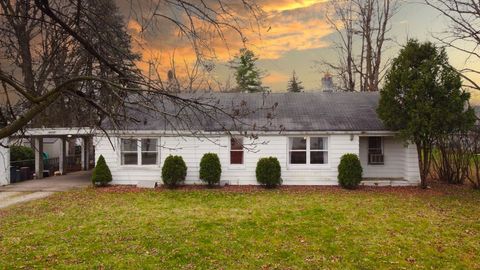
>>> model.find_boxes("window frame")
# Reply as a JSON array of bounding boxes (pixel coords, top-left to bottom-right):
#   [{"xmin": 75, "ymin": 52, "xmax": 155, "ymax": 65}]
[
  {"xmin": 367, "ymin": 136, "xmax": 384, "ymax": 165},
  {"xmin": 140, "ymin": 138, "xmax": 159, "ymax": 165},
  {"xmin": 309, "ymin": 137, "xmax": 329, "ymax": 165},
  {"xmin": 288, "ymin": 136, "xmax": 329, "ymax": 167},
  {"xmin": 120, "ymin": 138, "xmax": 139, "ymax": 166},
  {"xmin": 289, "ymin": 137, "xmax": 308, "ymax": 165},
  {"xmin": 119, "ymin": 137, "xmax": 160, "ymax": 167},
  {"xmin": 229, "ymin": 136, "xmax": 245, "ymax": 166}
]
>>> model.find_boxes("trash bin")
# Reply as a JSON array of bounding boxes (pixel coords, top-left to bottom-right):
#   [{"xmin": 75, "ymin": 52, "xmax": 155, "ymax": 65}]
[
  {"xmin": 10, "ymin": 167, "xmax": 20, "ymax": 183},
  {"xmin": 19, "ymin": 167, "xmax": 31, "ymax": 181}
]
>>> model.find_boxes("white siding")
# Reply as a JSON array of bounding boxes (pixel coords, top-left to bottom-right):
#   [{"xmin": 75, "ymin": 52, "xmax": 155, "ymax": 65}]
[
  {"xmin": 359, "ymin": 136, "xmax": 420, "ymax": 185},
  {"xmin": 404, "ymin": 143, "xmax": 421, "ymax": 184},
  {"xmin": 0, "ymin": 139, "xmax": 10, "ymax": 186},
  {"xmin": 222, "ymin": 135, "xmax": 358, "ymax": 185},
  {"xmin": 161, "ymin": 136, "xmax": 224, "ymax": 184},
  {"xmin": 359, "ymin": 136, "xmax": 405, "ymax": 178},
  {"xmin": 95, "ymin": 133, "xmax": 420, "ymax": 186},
  {"xmin": 95, "ymin": 136, "xmax": 157, "ymax": 184}
]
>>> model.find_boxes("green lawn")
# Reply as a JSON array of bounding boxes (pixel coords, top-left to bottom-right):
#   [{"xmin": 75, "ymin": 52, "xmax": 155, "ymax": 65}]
[{"xmin": 1, "ymin": 186, "xmax": 479, "ymax": 269}]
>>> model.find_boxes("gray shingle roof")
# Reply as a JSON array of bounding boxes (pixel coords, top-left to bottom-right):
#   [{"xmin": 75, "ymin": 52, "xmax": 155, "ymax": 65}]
[{"xmin": 114, "ymin": 92, "xmax": 387, "ymax": 132}]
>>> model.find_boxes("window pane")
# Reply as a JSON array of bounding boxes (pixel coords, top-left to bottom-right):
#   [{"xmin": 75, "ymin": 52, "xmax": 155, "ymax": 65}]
[
  {"xmin": 230, "ymin": 151, "xmax": 243, "ymax": 164},
  {"xmin": 142, "ymin": 152, "xmax": 157, "ymax": 165},
  {"xmin": 290, "ymin": 137, "xmax": 307, "ymax": 150},
  {"xmin": 368, "ymin": 137, "xmax": 382, "ymax": 149},
  {"xmin": 311, "ymin": 137, "xmax": 327, "ymax": 150},
  {"xmin": 311, "ymin": 151, "xmax": 328, "ymax": 164},
  {"xmin": 121, "ymin": 139, "xmax": 137, "ymax": 151},
  {"xmin": 122, "ymin": 153, "xmax": 138, "ymax": 165},
  {"xmin": 290, "ymin": 151, "xmax": 307, "ymax": 164},
  {"xmin": 231, "ymin": 137, "xmax": 243, "ymax": 150},
  {"xmin": 142, "ymin": 139, "xmax": 157, "ymax": 151}
]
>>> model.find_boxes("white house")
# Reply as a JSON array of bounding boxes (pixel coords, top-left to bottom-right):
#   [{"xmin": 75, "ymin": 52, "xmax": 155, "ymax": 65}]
[{"xmin": 94, "ymin": 92, "xmax": 421, "ymax": 186}]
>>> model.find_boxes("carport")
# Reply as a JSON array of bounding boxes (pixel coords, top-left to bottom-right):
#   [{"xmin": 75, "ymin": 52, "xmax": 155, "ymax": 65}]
[{"xmin": 1, "ymin": 127, "xmax": 95, "ymax": 185}]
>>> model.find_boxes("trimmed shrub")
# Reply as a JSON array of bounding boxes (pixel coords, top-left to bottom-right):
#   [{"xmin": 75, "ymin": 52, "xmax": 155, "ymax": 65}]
[
  {"xmin": 162, "ymin": 155, "xmax": 187, "ymax": 188},
  {"xmin": 256, "ymin": 157, "xmax": 282, "ymax": 188},
  {"xmin": 338, "ymin": 153, "xmax": 363, "ymax": 189},
  {"xmin": 10, "ymin": 145, "xmax": 34, "ymax": 161},
  {"xmin": 199, "ymin": 153, "xmax": 222, "ymax": 187},
  {"xmin": 92, "ymin": 155, "xmax": 112, "ymax": 186}
]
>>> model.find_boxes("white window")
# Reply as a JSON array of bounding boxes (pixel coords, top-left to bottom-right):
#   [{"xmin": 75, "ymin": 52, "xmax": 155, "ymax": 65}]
[
  {"xmin": 141, "ymin": 139, "xmax": 158, "ymax": 165},
  {"xmin": 230, "ymin": 137, "xmax": 244, "ymax": 164},
  {"xmin": 121, "ymin": 139, "xmax": 138, "ymax": 165},
  {"xmin": 310, "ymin": 137, "xmax": 328, "ymax": 164},
  {"xmin": 289, "ymin": 137, "xmax": 328, "ymax": 165},
  {"xmin": 121, "ymin": 138, "xmax": 158, "ymax": 165},
  {"xmin": 289, "ymin": 137, "xmax": 307, "ymax": 164}
]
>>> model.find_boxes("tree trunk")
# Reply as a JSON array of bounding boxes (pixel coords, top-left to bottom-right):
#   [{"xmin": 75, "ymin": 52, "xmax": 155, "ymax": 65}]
[{"xmin": 416, "ymin": 142, "xmax": 431, "ymax": 189}]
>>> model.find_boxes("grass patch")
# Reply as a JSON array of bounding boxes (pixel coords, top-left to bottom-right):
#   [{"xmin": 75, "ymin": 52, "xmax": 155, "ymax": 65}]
[{"xmin": 0, "ymin": 186, "xmax": 479, "ymax": 269}]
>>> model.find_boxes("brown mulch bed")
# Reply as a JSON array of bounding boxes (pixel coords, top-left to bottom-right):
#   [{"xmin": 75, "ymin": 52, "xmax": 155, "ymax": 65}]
[{"xmin": 93, "ymin": 180, "xmax": 473, "ymax": 196}]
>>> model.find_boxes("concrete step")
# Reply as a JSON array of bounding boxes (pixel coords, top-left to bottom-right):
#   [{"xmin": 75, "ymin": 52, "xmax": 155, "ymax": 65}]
[{"xmin": 361, "ymin": 178, "xmax": 414, "ymax": 187}]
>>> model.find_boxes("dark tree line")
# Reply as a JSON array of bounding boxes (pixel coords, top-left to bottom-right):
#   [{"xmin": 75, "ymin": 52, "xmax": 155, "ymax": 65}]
[{"xmin": 0, "ymin": 0, "xmax": 273, "ymax": 140}]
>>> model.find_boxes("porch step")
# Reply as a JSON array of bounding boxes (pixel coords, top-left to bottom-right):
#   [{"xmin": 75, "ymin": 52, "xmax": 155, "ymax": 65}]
[
  {"xmin": 361, "ymin": 178, "xmax": 414, "ymax": 187},
  {"xmin": 136, "ymin": 181, "xmax": 157, "ymax": 189}
]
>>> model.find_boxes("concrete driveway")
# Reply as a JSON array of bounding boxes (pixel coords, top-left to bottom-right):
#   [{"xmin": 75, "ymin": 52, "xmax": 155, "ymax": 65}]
[{"xmin": 0, "ymin": 170, "xmax": 91, "ymax": 209}]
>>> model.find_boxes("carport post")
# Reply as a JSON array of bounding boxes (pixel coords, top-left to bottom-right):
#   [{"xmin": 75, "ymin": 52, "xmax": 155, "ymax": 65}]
[
  {"xmin": 59, "ymin": 137, "xmax": 66, "ymax": 175},
  {"xmin": 0, "ymin": 138, "xmax": 10, "ymax": 185},
  {"xmin": 34, "ymin": 137, "xmax": 43, "ymax": 179},
  {"xmin": 81, "ymin": 137, "xmax": 89, "ymax": 170}
]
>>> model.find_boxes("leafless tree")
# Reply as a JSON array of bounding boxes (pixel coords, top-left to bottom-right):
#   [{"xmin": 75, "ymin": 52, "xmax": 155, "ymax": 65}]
[
  {"xmin": 424, "ymin": 0, "xmax": 480, "ymax": 91},
  {"xmin": 467, "ymin": 126, "xmax": 480, "ymax": 189},
  {"xmin": 430, "ymin": 127, "xmax": 480, "ymax": 189},
  {"xmin": 433, "ymin": 133, "xmax": 471, "ymax": 185},
  {"xmin": 322, "ymin": 0, "xmax": 399, "ymax": 92},
  {"xmin": 0, "ymin": 0, "xmax": 271, "ymax": 140}
]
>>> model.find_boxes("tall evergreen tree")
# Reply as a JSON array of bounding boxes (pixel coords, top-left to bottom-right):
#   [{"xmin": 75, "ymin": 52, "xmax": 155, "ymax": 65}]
[
  {"xmin": 230, "ymin": 48, "xmax": 267, "ymax": 93},
  {"xmin": 2, "ymin": 0, "xmax": 140, "ymax": 128},
  {"xmin": 377, "ymin": 40, "xmax": 476, "ymax": 188},
  {"xmin": 287, "ymin": 71, "xmax": 304, "ymax": 92}
]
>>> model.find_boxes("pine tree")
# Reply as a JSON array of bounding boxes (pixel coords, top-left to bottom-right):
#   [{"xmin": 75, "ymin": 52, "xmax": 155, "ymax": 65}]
[
  {"xmin": 230, "ymin": 48, "xmax": 267, "ymax": 93},
  {"xmin": 287, "ymin": 71, "xmax": 304, "ymax": 92},
  {"xmin": 92, "ymin": 155, "xmax": 112, "ymax": 186},
  {"xmin": 377, "ymin": 39, "xmax": 476, "ymax": 188}
]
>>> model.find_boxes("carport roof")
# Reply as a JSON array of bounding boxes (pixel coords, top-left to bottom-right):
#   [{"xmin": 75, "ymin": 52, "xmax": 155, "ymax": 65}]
[{"xmin": 13, "ymin": 127, "xmax": 95, "ymax": 137}]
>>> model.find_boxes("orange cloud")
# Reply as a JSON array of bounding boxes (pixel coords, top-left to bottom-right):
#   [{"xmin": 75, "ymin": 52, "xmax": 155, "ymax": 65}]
[
  {"xmin": 127, "ymin": 19, "xmax": 142, "ymax": 34},
  {"xmin": 262, "ymin": 0, "xmax": 328, "ymax": 12},
  {"xmin": 126, "ymin": 0, "xmax": 333, "ymax": 84}
]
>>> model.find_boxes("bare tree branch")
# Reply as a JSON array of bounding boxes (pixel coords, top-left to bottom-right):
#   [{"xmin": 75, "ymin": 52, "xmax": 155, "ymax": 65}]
[{"xmin": 320, "ymin": 0, "xmax": 399, "ymax": 92}]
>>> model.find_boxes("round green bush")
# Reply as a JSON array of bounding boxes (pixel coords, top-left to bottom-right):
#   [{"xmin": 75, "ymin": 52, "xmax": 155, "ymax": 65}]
[
  {"xmin": 338, "ymin": 153, "xmax": 363, "ymax": 189},
  {"xmin": 256, "ymin": 157, "xmax": 282, "ymax": 188},
  {"xmin": 162, "ymin": 155, "xmax": 187, "ymax": 188},
  {"xmin": 92, "ymin": 155, "xmax": 112, "ymax": 187},
  {"xmin": 199, "ymin": 153, "xmax": 222, "ymax": 187}
]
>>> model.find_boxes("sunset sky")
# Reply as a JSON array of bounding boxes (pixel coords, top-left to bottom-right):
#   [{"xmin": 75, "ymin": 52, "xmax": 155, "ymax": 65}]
[{"xmin": 119, "ymin": 0, "xmax": 480, "ymax": 94}]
